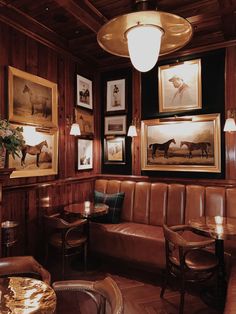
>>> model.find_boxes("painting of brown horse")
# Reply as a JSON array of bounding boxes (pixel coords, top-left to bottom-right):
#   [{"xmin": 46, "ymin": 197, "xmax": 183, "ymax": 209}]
[
  {"xmin": 149, "ymin": 138, "xmax": 176, "ymax": 159},
  {"xmin": 180, "ymin": 141, "xmax": 211, "ymax": 158},
  {"xmin": 21, "ymin": 140, "xmax": 48, "ymax": 167}
]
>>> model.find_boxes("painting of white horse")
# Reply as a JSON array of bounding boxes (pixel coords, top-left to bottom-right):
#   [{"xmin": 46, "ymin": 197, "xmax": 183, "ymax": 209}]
[{"xmin": 8, "ymin": 66, "xmax": 58, "ymax": 127}]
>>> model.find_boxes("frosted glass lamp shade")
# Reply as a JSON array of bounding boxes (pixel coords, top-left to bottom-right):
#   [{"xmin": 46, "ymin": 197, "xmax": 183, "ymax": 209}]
[
  {"xmin": 70, "ymin": 123, "xmax": 81, "ymax": 136},
  {"xmin": 127, "ymin": 125, "xmax": 137, "ymax": 137},
  {"xmin": 223, "ymin": 118, "xmax": 236, "ymax": 132},
  {"xmin": 126, "ymin": 25, "xmax": 163, "ymax": 72}
]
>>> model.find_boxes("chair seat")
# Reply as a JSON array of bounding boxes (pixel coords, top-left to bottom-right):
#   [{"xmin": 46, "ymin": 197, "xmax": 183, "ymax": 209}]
[
  {"xmin": 50, "ymin": 232, "xmax": 87, "ymax": 249},
  {"xmin": 185, "ymin": 249, "xmax": 218, "ymax": 271}
]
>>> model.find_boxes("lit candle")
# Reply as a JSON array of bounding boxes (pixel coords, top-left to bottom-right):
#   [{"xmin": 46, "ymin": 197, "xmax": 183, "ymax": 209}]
[
  {"xmin": 84, "ymin": 201, "xmax": 91, "ymax": 213},
  {"xmin": 215, "ymin": 216, "xmax": 223, "ymax": 225}
]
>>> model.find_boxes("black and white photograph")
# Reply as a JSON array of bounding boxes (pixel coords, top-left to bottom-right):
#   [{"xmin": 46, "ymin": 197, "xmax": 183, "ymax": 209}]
[
  {"xmin": 104, "ymin": 115, "xmax": 126, "ymax": 135},
  {"xmin": 78, "ymin": 139, "xmax": 93, "ymax": 170},
  {"xmin": 77, "ymin": 75, "xmax": 93, "ymax": 110},
  {"xmin": 106, "ymin": 79, "xmax": 125, "ymax": 113}
]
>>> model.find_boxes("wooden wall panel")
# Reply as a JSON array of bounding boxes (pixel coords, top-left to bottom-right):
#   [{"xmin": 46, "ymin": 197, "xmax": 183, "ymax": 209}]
[{"xmin": 225, "ymin": 46, "xmax": 236, "ymax": 180}]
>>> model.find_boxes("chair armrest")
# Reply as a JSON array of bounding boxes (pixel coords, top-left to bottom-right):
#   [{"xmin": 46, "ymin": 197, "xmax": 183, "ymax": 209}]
[{"xmin": 0, "ymin": 256, "xmax": 51, "ymax": 285}]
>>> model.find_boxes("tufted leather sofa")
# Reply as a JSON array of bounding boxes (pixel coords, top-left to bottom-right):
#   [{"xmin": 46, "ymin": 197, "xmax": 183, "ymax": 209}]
[{"xmin": 90, "ymin": 179, "xmax": 236, "ymax": 270}]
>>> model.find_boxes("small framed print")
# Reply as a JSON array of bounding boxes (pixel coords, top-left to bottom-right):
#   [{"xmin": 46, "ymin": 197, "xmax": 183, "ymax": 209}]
[
  {"xmin": 78, "ymin": 139, "xmax": 93, "ymax": 170},
  {"xmin": 104, "ymin": 137, "xmax": 125, "ymax": 164},
  {"xmin": 104, "ymin": 115, "xmax": 126, "ymax": 135},
  {"xmin": 77, "ymin": 75, "xmax": 93, "ymax": 110},
  {"xmin": 106, "ymin": 79, "xmax": 125, "ymax": 113},
  {"xmin": 76, "ymin": 108, "xmax": 94, "ymax": 136},
  {"xmin": 158, "ymin": 59, "xmax": 202, "ymax": 113}
]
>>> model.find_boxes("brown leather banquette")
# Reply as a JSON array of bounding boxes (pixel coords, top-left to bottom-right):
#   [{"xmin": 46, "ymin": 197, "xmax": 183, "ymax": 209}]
[{"xmin": 90, "ymin": 179, "xmax": 236, "ymax": 270}]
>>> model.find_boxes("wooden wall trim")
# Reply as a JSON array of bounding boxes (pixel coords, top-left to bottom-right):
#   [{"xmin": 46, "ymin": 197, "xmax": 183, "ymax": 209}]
[
  {"xmin": 96, "ymin": 173, "xmax": 236, "ymax": 188},
  {"xmin": 3, "ymin": 175, "xmax": 96, "ymax": 192}
]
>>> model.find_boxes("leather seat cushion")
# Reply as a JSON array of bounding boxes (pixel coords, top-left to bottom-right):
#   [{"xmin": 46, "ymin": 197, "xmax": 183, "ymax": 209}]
[
  {"xmin": 90, "ymin": 222, "xmax": 166, "ymax": 269},
  {"xmin": 50, "ymin": 232, "xmax": 87, "ymax": 249},
  {"xmin": 185, "ymin": 249, "xmax": 218, "ymax": 270}
]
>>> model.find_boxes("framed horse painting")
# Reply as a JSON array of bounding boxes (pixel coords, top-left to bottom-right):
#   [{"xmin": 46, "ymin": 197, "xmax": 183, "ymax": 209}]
[
  {"xmin": 8, "ymin": 125, "xmax": 58, "ymax": 178},
  {"xmin": 141, "ymin": 113, "xmax": 221, "ymax": 173},
  {"xmin": 8, "ymin": 66, "xmax": 58, "ymax": 128}
]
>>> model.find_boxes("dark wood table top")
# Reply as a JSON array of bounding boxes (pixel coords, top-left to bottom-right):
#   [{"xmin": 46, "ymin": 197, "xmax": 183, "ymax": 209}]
[
  {"xmin": 189, "ymin": 216, "xmax": 236, "ymax": 240},
  {"xmin": 64, "ymin": 202, "xmax": 109, "ymax": 218},
  {"xmin": 0, "ymin": 277, "xmax": 56, "ymax": 313}
]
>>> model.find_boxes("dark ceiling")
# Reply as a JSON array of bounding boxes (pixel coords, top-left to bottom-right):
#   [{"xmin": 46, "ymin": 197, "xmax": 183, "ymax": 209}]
[{"xmin": 0, "ymin": 0, "xmax": 236, "ymax": 69}]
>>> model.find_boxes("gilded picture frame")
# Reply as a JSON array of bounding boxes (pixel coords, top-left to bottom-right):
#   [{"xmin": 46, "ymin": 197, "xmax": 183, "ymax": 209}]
[
  {"xmin": 141, "ymin": 113, "xmax": 221, "ymax": 173},
  {"xmin": 104, "ymin": 136, "xmax": 125, "ymax": 164},
  {"xmin": 158, "ymin": 59, "xmax": 202, "ymax": 113},
  {"xmin": 8, "ymin": 66, "xmax": 58, "ymax": 128},
  {"xmin": 77, "ymin": 75, "xmax": 93, "ymax": 110},
  {"xmin": 9, "ymin": 125, "xmax": 58, "ymax": 178}
]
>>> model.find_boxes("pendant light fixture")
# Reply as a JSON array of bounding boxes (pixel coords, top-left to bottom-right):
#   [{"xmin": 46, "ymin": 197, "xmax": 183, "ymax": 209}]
[{"xmin": 97, "ymin": 0, "xmax": 193, "ymax": 72}]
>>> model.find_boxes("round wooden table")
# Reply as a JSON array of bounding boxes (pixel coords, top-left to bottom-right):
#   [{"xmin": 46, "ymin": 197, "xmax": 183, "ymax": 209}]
[
  {"xmin": 64, "ymin": 202, "xmax": 108, "ymax": 219},
  {"xmin": 0, "ymin": 277, "xmax": 56, "ymax": 313},
  {"xmin": 189, "ymin": 216, "xmax": 236, "ymax": 309}
]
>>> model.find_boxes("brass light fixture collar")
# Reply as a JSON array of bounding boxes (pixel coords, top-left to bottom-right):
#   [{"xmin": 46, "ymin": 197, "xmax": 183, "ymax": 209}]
[
  {"xmin": 97, "ymin": 10, "xmax": 193, "ymax": 58},
  {"xmin": 124, "ymin": 23, "xmax": 164, "ymax": 40}
]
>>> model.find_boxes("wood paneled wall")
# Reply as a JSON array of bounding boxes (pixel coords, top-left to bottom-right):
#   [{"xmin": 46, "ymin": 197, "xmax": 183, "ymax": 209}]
[{"xmin": 0, "ymin": 20, "xmax": 101, "ymax": 257}]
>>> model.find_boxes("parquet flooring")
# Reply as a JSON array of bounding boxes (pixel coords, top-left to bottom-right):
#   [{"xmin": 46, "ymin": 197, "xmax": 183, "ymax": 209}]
[{"xmin": 47, "ymin": 256, "xmax": 223, "ymax": 314}]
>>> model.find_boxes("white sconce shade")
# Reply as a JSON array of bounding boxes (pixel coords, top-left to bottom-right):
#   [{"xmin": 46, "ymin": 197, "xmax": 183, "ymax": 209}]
[
  {"xmin": 127, "ymin": 125, "xmax": 137, "ymax": 137},
  {"xmin": 126, "ymin": 25, "xmax": 163, "ymax": 72},
  {"xmin": 70, "ymin": 123, "xmax": 81, "ymax": 136},
  {"xmin": 223, "ymin": 118, "xmax": 236, "ymax": 132}
]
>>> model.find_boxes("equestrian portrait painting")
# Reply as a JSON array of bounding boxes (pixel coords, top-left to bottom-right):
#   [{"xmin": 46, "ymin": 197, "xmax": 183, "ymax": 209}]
[
  {"xmin": 76, "ymin": 108, "xmax": 94, "ymax": 136},
  {"xmin": 106, "ymin": 79, "xmax": 126, "ymax": 113},
  {"xmin": 8, "ymin": 66, "xmax": 58, "ymax": 127},
  {"xmin": 9, "ymin": 125, "xmax": 58, "ymax": 178},
  {"xmin": 158, "ymin": 59, "xmax": 202, "ymax": 113},
  {"xmin": 77, "ymin": 75, "xmax": 93, "ymax": 110},
  {"xmin": 141, "ymin": 114, "xmax": 221, "ymax": 173}
]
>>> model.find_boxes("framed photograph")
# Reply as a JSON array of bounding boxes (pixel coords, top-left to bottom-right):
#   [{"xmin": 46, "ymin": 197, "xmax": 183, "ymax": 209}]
[
  {"xmin": 158, "ymin": 59, "xmax": 202, "ymax": 113},
  {"xmin": 104, "ymin": 137, "xmax": 125, "ymax": 164},
  {"xmin": 9, "ymin": 125, "xmax": 58, "ymax": 178},
  {"xmin": 78, "ymin": 139, "xmax": 93, "ymax": 170},
  {"xmin": 106, "ymin": 79, "xmax": 125, "ymax": 113},
  {"xmin": 104, "ymin": 115, "xmax": 126, "ymax": 135},
  {"xmin": 76, "ymin": 108, "xmax": 94, "ymax": 136},
  {"xmin": 77, "ymin": 75, "xmax": 93, "ymax": 110},
  {"xmin": 8, "ymin": 66, "xmax": 58, "ymax": 128},
  {"xmin": 141, "ymin": 113, "xmax": 221, "ymax": 173}
]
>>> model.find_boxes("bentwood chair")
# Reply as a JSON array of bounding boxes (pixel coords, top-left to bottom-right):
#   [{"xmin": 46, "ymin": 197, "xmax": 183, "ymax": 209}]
[
  {"xmin": 0, "ymin": 256, "xmax": 51, "ymax": 285},
  {"xmin": 43, "ymin": 213, "xmax": 88, "ymax": 279},
  {"xmin": 161, "ymin": 224, "xmax": 218, "ymax": 314},
  {"xmin": 53, "ymin": 276, "xmax": 124, "ymax": 314}
]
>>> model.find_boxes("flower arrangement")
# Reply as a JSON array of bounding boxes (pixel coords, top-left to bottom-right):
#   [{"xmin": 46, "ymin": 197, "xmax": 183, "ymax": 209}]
[{"xmin": 0, "ymin": 119, "xmax": 25, "ymax": 158}]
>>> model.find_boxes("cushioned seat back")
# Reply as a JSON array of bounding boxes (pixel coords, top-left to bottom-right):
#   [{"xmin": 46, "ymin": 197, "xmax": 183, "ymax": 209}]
[
  {"xmin": 133, "ymin": 182, "xmax": 150, "ymax": 224},
  {"xmin": 165, "ymin": 184, "xmax": 185, "ymax": 226},
  {"xmin": 185, "ymin": 185, "xmax": 205, "ymax": 223},
  {"xmin": 226, "ymin": 188, "xmax": 236, "ymax": 218},
  {"xmin": 205, "ymin": 186, "xmax": 225, "ymax": 216},
  {"xmin": 149, "ymin": 183, "xmax": 167, "ymax": 226},
  {"xmin": 120, "ymin": 181, "xmax": 136, "ymax": 222}
]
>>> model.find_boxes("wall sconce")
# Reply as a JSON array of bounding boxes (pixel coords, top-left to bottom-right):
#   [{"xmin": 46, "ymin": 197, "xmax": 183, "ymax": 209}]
[
  {"xmin": 223, "ymin": 110, "xmax": 236, "ymax": 132},
  {"xmin": 68, "ymin": 108, "xmax": 81, "ymax": 136},
  {"xmin": 70, "ymin": 123, "xmax": 81, "ymax": 136},
  {"xmin": 127, "ymin": 118, "xmax": 140, "ymax": 137}
]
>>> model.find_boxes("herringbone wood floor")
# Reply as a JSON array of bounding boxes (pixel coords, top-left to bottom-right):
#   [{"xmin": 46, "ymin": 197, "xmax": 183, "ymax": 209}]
[{"xmin": 47, "ymin": 255, "xmax": 223, "ymax": 314}]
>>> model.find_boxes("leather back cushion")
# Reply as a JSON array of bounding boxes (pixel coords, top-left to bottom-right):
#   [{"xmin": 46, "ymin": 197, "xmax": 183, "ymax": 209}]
[{"xmin": 95, "ymin": 179, "xmax": 236, "ymax": 226}]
